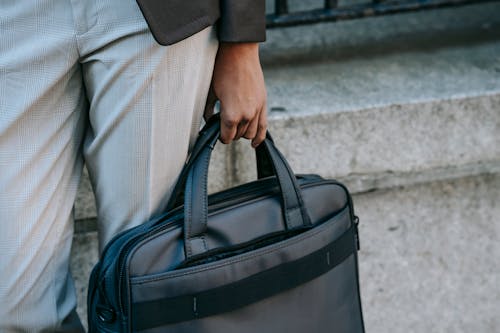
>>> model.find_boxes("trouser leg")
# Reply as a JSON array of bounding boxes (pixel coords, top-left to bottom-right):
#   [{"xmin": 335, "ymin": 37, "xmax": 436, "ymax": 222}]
[
  {"xmin": 78, "ymin": 0, "xmax": 219, "ymax": 248},
  {"xmin": 0, "ymin": 2, "xmax": 85, "ymax": 332},
  {"xmin": 0, "ymin": 1, "xmax": 218, "ymax": 331}
]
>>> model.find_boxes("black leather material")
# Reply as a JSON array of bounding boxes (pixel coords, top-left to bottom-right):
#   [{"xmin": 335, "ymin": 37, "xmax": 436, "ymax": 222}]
[
  {"xmin": 87, "ymin": 115, "xmax": 365, "ymax": 333},
  {"xmin": 135, "ymin": 0, "xmax": 266, "ymax": 45}
]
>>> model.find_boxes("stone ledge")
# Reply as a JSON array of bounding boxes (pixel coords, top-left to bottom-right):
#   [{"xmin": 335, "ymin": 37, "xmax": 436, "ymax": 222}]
[
  {"xmin": 233, "ymin": 94, "xmax": 500, "ymax": 187},
  {"xmin": 356, "ymin": 172, "xmax": 500, "ymax": 332},
  {"xmin": 339, "ymin": 159, "xmax": 500, "ymax": 194}
]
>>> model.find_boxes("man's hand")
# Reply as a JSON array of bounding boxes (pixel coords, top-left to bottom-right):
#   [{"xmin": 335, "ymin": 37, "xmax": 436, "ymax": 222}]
[{"xmin": 204, "ymin": 42, "xmax": 267, "ymax": 148}]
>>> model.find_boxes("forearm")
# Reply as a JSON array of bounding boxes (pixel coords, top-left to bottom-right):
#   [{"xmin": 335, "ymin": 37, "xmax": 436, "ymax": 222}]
[{"xmin": 205, "ymin": 41, "xmax": 267, "ymax": 147}]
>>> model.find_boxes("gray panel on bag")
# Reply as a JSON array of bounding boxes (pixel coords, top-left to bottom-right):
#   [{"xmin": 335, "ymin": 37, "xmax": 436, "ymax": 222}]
[{"xmin": 128, "ymin": 183, "xmax": 348, "ymax": 278}]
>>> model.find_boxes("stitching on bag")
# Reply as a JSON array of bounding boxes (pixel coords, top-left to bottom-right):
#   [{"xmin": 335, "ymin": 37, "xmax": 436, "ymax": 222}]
[
  {"xmin": 186, "ymin": 148, "xmax": 211, "ymax": 257},
  {"xmin": 267, "ymin": 141, "xmax": 292, "ymax": 228},
  {"xmin": 202, "ymin": 235, "xmax": 208, "ymax": 252},
  {"xmin": 191, "ymin": 237, "xmax": 205, "ymax": 255},
  {"xmin": 201, "ymin": 149, "xmax": 209, "ymax": 252},
  {"xmin": 278, "ymin": 146, "xmax": 303, "ymax": 226},
  {"xmin": 185, "ymin": 172, "xmax": 193, "ymax": 257},
  {"xmin": 273, "ymin": 140, "xmax": 304, "ymax": 228},
  {"xmin": 131, "ymin": 207, "xmax": 349, "ymax": 284}
]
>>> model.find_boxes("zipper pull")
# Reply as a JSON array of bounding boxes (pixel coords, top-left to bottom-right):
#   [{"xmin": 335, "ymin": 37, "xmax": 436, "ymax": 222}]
[
  {"xmin": 96, "ymin": 303, "xmax": 116, "ymax": 324},
  {"xmin": 354, "ymin": 215, "xmax": 360, "ymax": 250}
]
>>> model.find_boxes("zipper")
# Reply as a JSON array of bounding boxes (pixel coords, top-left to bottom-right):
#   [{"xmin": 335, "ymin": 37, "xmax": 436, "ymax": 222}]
[
  {"xmin": 177, "ymin": 225, "xmax": 313, "ymax": 269},
  {"xmin": 116, "ymin": 220, "xmax": 180, "ymax": 320},
  {"xmin": 98, "ymin": 174, "xmax": 337, "ymax": 329},
  {"xmin": 354, "ymin": 215, "xmax": 360, "ymax": 250}
]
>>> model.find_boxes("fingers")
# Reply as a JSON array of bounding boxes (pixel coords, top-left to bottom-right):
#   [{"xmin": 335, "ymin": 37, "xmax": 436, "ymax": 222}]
[
  {"xmin": 235, "ymin": 118, "xmax": 250, "ymax": 141},
  {"xmin": 219, "ymin": 104, "xmax": 267, "ymax": 147},
  {"xmin": 219, "ymin": 110, "xmax": 253, "ymax": 144},
  {"xmin": 251, "ymin": 106, "xmax": 267, "ymax": 148},
  {"xmin": 243, "ymin": 114, "xmax": 259, "ymax": 140},
  {"xmin": 219, "ymin": 112, "xmax": 239, "ymax": 144}
]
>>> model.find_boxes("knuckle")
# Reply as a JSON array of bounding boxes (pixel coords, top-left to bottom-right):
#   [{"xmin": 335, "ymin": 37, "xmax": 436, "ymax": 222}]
[
  {"xmin": 223, "ymin": 117, "xmax": 238, "ymax": 127},
  {"xmin": 241, "ymin": 111, "xmax": 255, "ymax": 123}
]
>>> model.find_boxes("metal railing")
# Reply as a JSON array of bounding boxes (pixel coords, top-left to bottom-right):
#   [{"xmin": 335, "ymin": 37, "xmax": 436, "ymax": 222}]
[{"xmin": 266, "ymin": 0, "xmax": 499, "ymax": 27}]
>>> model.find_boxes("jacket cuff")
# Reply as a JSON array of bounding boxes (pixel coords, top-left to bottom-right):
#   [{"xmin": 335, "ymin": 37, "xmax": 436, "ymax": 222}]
[{"xmin": 218, "ymin": 0, "xmax": 266, "ymax": 43}]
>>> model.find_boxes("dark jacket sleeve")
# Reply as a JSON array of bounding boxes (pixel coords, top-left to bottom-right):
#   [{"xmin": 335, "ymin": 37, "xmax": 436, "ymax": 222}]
[
  {"xmin": 218, "ymin": 0, "xmax": 266, "ymax": 42},
  {"xmin": 135, "ymin": 0, "xmax": 266, "ymax": 45}
]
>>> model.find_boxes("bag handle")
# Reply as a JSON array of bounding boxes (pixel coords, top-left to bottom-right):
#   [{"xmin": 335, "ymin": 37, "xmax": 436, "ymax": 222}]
[
  {"xmin": 165, "ymin": 114, "xmax": 287, "ymax": 210},
  {"xmin": 175, "ymin": 114, "xmax": 311, "ymax": 259}
]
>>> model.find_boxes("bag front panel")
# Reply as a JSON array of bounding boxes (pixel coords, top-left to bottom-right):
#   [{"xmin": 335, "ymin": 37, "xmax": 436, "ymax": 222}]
[
  {"xmin": 128, "ymin": 182, "xmax": 349, "ymax": 278},
  {"xmin": 128, "ymin": 206, "xmax": 361, "ymax": 332}
]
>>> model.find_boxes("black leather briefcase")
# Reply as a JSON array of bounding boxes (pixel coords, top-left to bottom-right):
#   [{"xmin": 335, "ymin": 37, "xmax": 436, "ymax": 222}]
[{"xmin": 88, "ymin": 114, "xmax": 365, "ymax": 332}]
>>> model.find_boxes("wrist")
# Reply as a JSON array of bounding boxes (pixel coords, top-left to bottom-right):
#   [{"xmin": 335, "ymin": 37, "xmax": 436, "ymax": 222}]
[{"xmin": 219, "ymin": 42, "xmax": 259, "ymax": 56}]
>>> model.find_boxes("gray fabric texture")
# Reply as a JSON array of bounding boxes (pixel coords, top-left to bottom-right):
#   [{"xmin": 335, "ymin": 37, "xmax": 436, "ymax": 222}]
[{"xmin": 0, "ymin": 0, "xmax": 218, "ymax": 331}]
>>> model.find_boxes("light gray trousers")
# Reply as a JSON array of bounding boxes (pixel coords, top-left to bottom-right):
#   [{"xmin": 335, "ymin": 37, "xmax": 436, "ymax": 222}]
[{"xmin": 0, "ymin": 0, "xmax": 218, "ymax": 331}]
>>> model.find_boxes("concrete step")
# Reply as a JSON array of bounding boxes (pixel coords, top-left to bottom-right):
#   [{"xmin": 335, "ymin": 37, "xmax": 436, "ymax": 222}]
[{"xmin": 356, "ymin": 172, "xmax": 500, "ymax": 332}]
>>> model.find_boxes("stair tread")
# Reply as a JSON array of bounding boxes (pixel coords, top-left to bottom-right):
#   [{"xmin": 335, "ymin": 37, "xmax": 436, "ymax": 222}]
[{"xmin": 264, "ymin": 39, "xmax": 500, "ymax": 116}]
